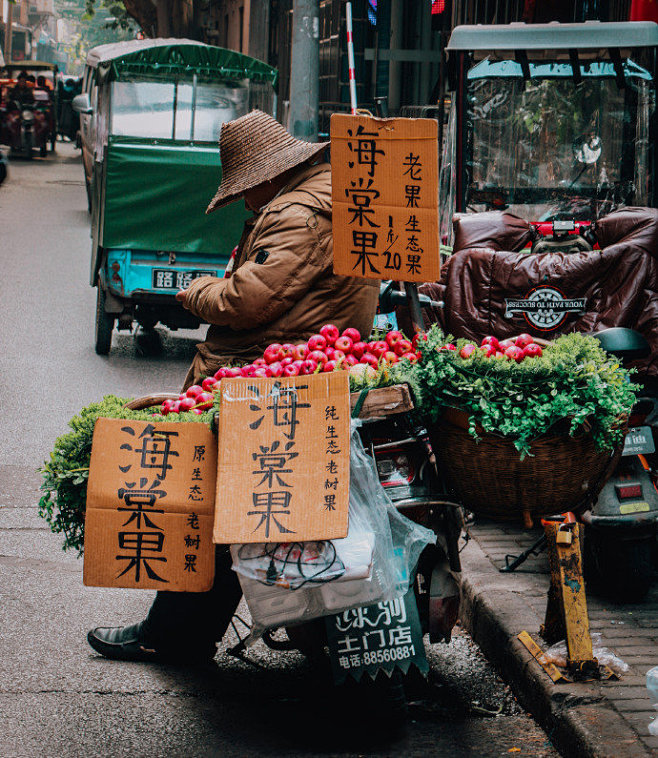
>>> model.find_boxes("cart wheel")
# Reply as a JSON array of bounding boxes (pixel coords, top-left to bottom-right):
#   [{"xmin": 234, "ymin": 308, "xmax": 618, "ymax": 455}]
[{"xmin": 95, "ymin": 285, "xmax": 115, "ymax": 356}]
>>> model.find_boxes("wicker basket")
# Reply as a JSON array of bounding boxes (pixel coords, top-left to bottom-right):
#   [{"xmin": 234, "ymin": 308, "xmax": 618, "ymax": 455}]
[{"xmin": 428, "ymin": 410, "xmax": 623, "ymax": 522}]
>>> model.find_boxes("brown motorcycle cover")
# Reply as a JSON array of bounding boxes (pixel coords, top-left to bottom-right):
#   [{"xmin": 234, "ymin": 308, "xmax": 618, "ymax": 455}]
[{"xmin": 418, "ymin": 208, "xmax": 658, "ymax": 378}]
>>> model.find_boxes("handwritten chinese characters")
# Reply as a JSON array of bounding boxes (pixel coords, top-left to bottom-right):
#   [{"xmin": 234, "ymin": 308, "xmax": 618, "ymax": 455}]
[
  {"xmin": 84, "ymin": 419, "xmax": 216, "ymax": 592},
  {"xmin": 331, "ymin": 114, "xmax": 440, "ymax": 283},
  {"xmin": 215, "ymin": 373, "xmax": 350, "ymax": 544}
]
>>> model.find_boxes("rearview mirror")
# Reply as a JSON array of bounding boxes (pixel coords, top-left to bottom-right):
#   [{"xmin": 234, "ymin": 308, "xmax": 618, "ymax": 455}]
[{"xmin": 72, "ymin": 93, "xmax": 93, "ymax": 115}]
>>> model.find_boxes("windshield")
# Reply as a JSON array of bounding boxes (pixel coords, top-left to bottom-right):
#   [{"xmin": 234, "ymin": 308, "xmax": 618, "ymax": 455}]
[
  {"xmin": 110, "ymin": 79, "xmax": 249, "ymax": 141},
  {"xmin": 464, "ymin": 55, "xmax": 656, "ymax": 221}
]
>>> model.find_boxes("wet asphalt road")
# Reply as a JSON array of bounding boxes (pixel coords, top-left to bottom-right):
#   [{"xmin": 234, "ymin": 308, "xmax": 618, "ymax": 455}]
[{"xmin": 0, "ymin": 144, "xmax": 558, "ymax": 757}]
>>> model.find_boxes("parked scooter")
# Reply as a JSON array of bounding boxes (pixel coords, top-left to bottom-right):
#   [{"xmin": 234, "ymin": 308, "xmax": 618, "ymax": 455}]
[
  {"xmin": 5, "ymin": 101, "xmax": 49, "ymax": 159},
  {"xmin": 582, "ymin": 328, "xmax": 658, "ymax": 602}
]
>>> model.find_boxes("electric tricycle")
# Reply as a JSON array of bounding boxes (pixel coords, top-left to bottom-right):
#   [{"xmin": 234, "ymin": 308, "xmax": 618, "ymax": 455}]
[
  {"xmin": 73, "ymin": 39, "xmax": 278, "ymax": 355},
  {"xmin": 440, "ymin": 20, "xmax": 658, "ymax": 241}
]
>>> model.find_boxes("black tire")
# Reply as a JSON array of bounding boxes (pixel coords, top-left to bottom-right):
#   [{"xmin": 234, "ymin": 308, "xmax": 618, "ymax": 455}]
[
  {"xmin": 95, "ymin": 285, "xmax": 115, "ymax": 355},
  {"xmin": 584, "ymin": 530, "xmax": 653, "ymax": 603},
  {"xmin": 24, "ymin": 132, "xmax": 33, "ymax": 159}
]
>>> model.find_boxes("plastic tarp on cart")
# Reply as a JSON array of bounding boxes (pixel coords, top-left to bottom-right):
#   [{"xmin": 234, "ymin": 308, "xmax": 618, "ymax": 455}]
[
  {"xmin": 86, "ymin": 39, "xmax": 278, "ymax": 86},
  {"xmin": 102, "ymin": 139, "xmax": 249, "ymax": 255}
]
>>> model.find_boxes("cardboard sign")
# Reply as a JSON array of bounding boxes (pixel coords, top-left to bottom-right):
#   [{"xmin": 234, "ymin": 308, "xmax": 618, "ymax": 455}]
[
  {"xmin": 331, "ymin": 114, "xmax": 440, "ymax": 283},
  {"xmin": 325, "ymin": 588, "xmax": 428, "ymax": 684},
  {"xmin": 215, "ymin": 372, "xmax": 350, "ymax": 544},
  {"xmin": 84, "ymin": 419, "xmax": 216, "ymax": 592}
]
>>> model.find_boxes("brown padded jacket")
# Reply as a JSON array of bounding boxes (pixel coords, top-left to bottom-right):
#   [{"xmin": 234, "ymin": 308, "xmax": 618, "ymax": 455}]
[
  {"xmin": 416, "ymin": 208, "xmax": 658, "ymax": 378},
  {"xmin": 181, "ymin": 163, "xmax": 379, "ymax": 387}
]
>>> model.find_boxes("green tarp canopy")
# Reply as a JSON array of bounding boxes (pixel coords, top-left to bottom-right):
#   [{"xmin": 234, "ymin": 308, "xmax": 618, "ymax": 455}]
[
  {"xmin": 102, "ymin": 138, "xmax": 249, "ymax": 255},
  {"xmin": 86, "ymin": 38, "xmax": 278, "ymax": 85}
]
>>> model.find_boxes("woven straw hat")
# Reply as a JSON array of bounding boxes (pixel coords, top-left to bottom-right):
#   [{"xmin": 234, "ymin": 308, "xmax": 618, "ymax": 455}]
[{"xmin": 207, "ymin": 110, "xmax": 329, "ymax": 213}]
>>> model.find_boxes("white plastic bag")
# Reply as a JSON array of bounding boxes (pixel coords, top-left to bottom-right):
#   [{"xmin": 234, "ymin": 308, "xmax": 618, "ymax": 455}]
[
  {"xmin": 647, "ymin": 666, "xmax": 658, "ymax": 735},
  {"xmin": 233, "ymin": 422, "xmax": 436, "ymax": 639},
  {"xmin": 539, "ymin": 633, "xmax": 629, "ymax": 677}
]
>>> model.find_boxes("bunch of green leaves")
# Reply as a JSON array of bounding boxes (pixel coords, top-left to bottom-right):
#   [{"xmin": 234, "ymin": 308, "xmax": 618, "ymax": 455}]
[
  {"xmin": 38, "ymin": 395, "xmax": 211, "ymax": 555},
  {"xmin": 347, "ymin": 359, "xmax": 415, "ymax": 393},
  {"xmin": 412, "ymin": 327, "xmax": 638, "ymax": 458}
]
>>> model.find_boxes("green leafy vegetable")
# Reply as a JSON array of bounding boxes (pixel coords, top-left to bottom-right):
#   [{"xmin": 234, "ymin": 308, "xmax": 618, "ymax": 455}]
[
  {"xmin": 412, "ymin": 327, "xmax": 638, "ymax": 457},
  {"xmin": 38, "ymin": 395, "xmax": 211, "ymax": 555}
]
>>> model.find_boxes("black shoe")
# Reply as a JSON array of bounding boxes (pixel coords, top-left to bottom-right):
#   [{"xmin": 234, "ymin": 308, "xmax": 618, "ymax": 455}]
[
  {"xmin": 87, "ymin": 621, "xmax": 217, "ymax": 663},
  {"xmin": 87, "ymin": 621, "xmax": 161, "ymax": 662}
]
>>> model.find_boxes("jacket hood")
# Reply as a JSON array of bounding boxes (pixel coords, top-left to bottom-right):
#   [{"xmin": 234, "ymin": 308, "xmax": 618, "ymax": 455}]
[{"xmin": 266, "ymin": 162, "xmax": 332, "ymax": 217}]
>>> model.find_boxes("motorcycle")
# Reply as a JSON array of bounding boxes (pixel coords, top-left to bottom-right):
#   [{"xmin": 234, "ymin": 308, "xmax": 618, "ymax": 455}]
[{"xmin": 4, "ymin": 100, "xmax": 50, "ymax": 159}]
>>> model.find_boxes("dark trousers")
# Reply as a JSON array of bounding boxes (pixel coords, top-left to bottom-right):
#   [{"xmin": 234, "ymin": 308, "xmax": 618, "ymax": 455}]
[{"xmin": 142, "ymin": 547, "xmax": 242, "ymax": 654}]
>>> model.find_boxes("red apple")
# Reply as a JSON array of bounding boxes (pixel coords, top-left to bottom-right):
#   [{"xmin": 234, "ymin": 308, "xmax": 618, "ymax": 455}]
[
  {"xmin": 439, "ymin": 343, "xmax": 457, "ymax": 352},
  {"xmin": 323, "ymin": 360, "xmax": 338, "ymax": 372},
  {"xmin": 320, "ymin": 324, "xmax": 340, "ymax": 345},
  {"xmin": 225, "ymin": 367, "xmax": 242, "ymax": 377},
  {"xmin": 186, "ymin": 384, "xmax": 204, "ymax": 398},
  {"xmin": 334, "ymin": 335, "xmax": 353, "ymax": 353},
  {"xmin": 253, "ymin": 358, "xmax": 267, "ymax": 367},
  {"xmin": 498, "ymin": 339, "xmax": 516, "ymax": 352},
  {"xmin": 325, "ymin": 346, "xmax": 336, "ymax": 360},
  {"xmin": 268, "ymin": 361, "xmax": 284, "ymax": 377},
  {"xmin": 291, "ymin": 360, "xmax": 305, "ymax": 374},
  {"xmin": 383, "ymin": 351, "xmax": 399, "ymax": 364},
  {"xmin": 361, "ymin": 352, "xmax": 379, "ymax": 368},
  {"xmin": 482, "ymin": 344, "xmax": 497, "ymax": 358},
  {"xmin": 523, "ymin": 343, "xmax": 543, "ymax": 358},
  {"xmin": 283, "ymin": 363, "xmax": 300, "ymax": 377},
  {"xmin": 412, "ymin": 332, "xmax": 428, "ymax": 349},
  {"xmin": 280, "ymin": 343, "xmax": 298, "ymax": 359},
  {"xmin": 385, "ymin": 330, "xmax": 405, "ymax": 349},
  {"xmin": 160, "ymin": 399, "xmax": 174, "ymax": 415},
  {"xmin": 213, "ymin": 367, "xmax": 228, "ymax": 380},
  {"xmin": 307, "ymin": 334, "xmax": 328, "ymax": 352},
  {"xmin": 195, "ymin": 392, "xmax": 214, "ymax": 410},
  {"xmin": 263, "ymin": 343, "xmax": 283, "ymax": 364},
  {"xmin": 240, "ymin": 365, "xmax": 255, "ymax": 377},
  {"xmin": 170, "ymin": 401, "xmax": 181, "ymax": 414},
  {"xmin": 481, "ymin": 336, "xmax": 500, "ymax": 350},
  {"xmin": 493, "ymin": 351, "xmax": 509, "ymax": 361},
  {"xmin": 393, "ymin": 339, "xmax": 413, "ymax": 357},
  {"xmin": 505, "ymin": 345, "xmax": 525, "ymax": 363},
  {"xmin": 341, "ymin": 327, "xmax": 361, "ymax": 344},
  {"xmin": 192, "ymin": 408, "xmax": 204, "ymax": 415},
  {"xmin": 515, "ymin": 333, "xmax": 534, "ymax": 349},
  {"xmin": 308, "ymin": 350, "xmax": 328, "ymax": 366},
  {"xmin": 294, "ymin": 344, "xmax": 309, "ymax": 361},
  {"xmin": 281, "ymin": 357, "xmax": 294, "ymax": 367},
  {"xmin": 179, "ymin": 397, "xmax": 196, "ymax": 412},
  {"xmin": 202, "ymin": 377, "xmax": 218, "ymax": 392},
  {"xmin": 370, "ymin": 340, "xmax": 388, "ymax": 359},
  {"xmin": 401, "ymin": 352, "xmax": 419, "ymax": 363},
  {"xmin": 351, "ymin": 341, "xmax": 367, "ymax": 360},
  {"xmin": 344, "ymin": 354, "xmax": 359, "ymax": 366},
  {"xmin": 253, "ymin": 367, "xmax": 271, "ymax": 378},
  {"xmin": 459, "ymin": 344, "xmax": 477, "ymax": 359},
  {"xmin": 302, "ymin": 359, "xmax": 319, "ymax": 375}
]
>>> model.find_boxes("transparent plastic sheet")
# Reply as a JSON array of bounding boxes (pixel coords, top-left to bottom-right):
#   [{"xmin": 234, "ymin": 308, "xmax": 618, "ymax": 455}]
[
  {"xmin": 647, "ymin": 666, "xmax": 658, "ymax": 735},
  {"xmin": 234, "ymin": 423, "xmax": 436, "ymax": 641},
  {"xmin": 539, "ymin": 634, "xmax": 629, "ymax": 677}
]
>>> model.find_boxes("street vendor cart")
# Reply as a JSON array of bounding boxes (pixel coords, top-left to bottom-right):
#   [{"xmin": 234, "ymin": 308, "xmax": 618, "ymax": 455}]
[{"xmin": 439, "ymin": 21, "xmax": 658, "ymax": 241}]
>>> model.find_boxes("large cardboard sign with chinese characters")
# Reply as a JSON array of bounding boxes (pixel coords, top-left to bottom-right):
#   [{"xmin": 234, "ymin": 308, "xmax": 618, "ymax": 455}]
[
  {"xmin": 84, "ymin": 419, "xmax": 216, "ymax": 592},
  {"xmin": 331, "ymin": 114, "xmax": 440, "ymax": 283},
  {"xmin": 214, "ymin": 373, "xmax": 350, "ymax": 544}
]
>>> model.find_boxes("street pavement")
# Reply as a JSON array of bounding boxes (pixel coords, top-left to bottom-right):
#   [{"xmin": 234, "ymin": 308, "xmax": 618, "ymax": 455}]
[
  {"xmin": 0, "ymin": 144, "xmax": 559, "ymax": 757},
  {"xmin": 460, "ymin": 520, "xmax": 658, "ymax": 757}
]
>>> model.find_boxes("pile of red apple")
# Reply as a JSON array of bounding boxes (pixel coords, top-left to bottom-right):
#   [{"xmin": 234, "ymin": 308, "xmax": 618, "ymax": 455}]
[
  {"xmin": 441, "ymin": 333, "xmax": 543, "ymax": 363},
  {"xmin": 160, "ymin": 324, "xmax": 419, "ymax": 415}
]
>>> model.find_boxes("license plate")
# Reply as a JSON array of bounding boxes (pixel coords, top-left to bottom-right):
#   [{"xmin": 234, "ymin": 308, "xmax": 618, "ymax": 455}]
[
  {"xmin": 622, "ymin": 426, "xmax": 655, "ymax": 456},
  {"xmin": 152, "ymin": 269, "xmax": 216, "ymax": 290}
]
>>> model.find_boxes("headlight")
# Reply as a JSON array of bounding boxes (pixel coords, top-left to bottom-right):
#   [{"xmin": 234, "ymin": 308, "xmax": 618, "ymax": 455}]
[{"xmin": 21, "ymin": 110, "xmax": 34, "ymax": 122}]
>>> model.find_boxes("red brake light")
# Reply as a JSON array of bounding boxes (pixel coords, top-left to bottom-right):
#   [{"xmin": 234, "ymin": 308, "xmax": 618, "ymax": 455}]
[{"xmin": 615, "ymin": 483, "xmax": 643, "ymax": 500}]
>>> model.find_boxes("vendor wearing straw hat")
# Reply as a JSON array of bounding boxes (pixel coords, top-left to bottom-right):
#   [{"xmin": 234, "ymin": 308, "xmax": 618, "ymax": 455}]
[
  {"xmin": 176, "ymin": 109, "xmax": 380, "ymax": 390},
  {"xmin": 86, "ymin": 110, "xmax": 379, "ymax": 663}
]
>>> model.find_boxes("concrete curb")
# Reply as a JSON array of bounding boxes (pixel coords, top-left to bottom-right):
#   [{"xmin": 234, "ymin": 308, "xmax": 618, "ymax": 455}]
[{"xmin": 458, "ymin": 538, "xmax": 652, "ymax": 758}]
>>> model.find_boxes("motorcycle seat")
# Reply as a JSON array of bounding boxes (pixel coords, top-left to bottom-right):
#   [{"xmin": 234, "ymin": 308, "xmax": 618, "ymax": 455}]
[{"xmin": 593, "ymin": 327, "xmax": 650, "ymax": 361}]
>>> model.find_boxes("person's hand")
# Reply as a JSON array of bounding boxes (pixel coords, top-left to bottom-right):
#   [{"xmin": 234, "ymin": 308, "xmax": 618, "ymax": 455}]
[{"xmin": 175, "ymin": 288, "xmax": 189, "ymax": 308}]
